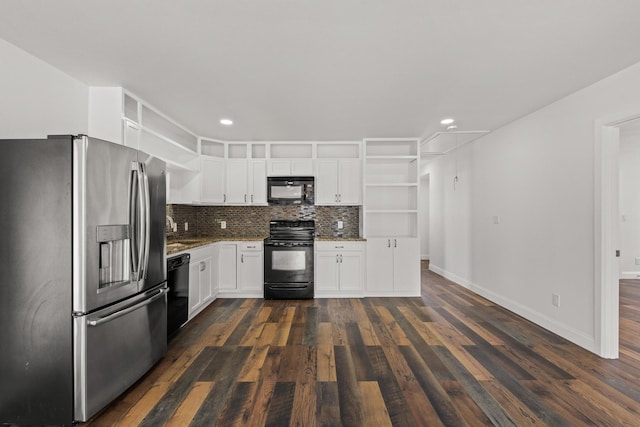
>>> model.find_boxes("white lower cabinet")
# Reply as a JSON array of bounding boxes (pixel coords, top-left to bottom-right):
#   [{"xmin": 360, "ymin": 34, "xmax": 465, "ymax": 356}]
[
  {"xmin": 237, "ymin": 242, "xmax": 264, "ymax": 294},
  {"xmin": 218, "ymin": 241, "xmax": 264, "ymax": 297},
  {"xmin": 366, "ymin": 237, "xmax": 420, "ymax": 295},
  {"xmin": 218, "ymin": 243, "xmax": 237, "ymax": 291},
  {"xmin": 315, "ymin": 241, "xmax": 365, "ymax": 297},
  {"xmin": 187, "ymin": 245, "xmax": 217, "ymax": 319}
]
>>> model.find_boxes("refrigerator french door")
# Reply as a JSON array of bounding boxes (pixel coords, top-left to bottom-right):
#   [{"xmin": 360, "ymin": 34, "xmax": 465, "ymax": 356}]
[{"xmin": 0, "ymin": 135, "xmax": 167, "ymax": 426}]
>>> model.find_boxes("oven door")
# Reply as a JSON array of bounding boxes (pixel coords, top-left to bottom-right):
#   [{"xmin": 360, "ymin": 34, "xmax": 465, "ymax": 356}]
[{"xmin": 264, "ymin": 244, "xmax": 314, "ymax": 284}]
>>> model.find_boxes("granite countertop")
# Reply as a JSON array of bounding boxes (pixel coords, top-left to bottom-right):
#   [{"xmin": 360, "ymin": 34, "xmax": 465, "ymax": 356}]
[
  {"xmin": 315, "ymin": 236, "xmax": 367, "ymax": 241},
  {"xmin": 167, "ymin": 235, "xmax": 366, "ymax": 255},
  {"xmin": 166, "ymin": 236, "xmax": 266, "ymax": 255}
]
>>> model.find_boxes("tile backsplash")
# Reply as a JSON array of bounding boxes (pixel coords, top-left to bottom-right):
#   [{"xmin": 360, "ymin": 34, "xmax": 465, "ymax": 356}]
[{"xmin": 166, "ymin": 204, "xmax": 360, "ymax": 239}]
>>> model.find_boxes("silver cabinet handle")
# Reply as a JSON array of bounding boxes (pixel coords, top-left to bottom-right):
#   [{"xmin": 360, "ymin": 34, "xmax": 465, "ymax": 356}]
[
  {"xmin": 247, "ymin": 245, "xmax": 256, "ymax": 249},
  {"xmin": 335, "ymin": 194, "xmax": 338, "ymax": 202},
  {"xmin": 244, "ymin": 194, "xmax": 247, "ymax": 203},
  {"xmin": 338, "ymin": 194, "xmax": 342, "ymax": 202},
  {"xmin": 241, "ymin": 254, "xmax": 244, "ymax": 263},
  {"xmin": 335, "ymin": 245, "xmax": 344, "ymax": 249},
  {"xmin": 394, "ymin": 239, "xmax": 397, "ymax": 248},
  {"xmin": 200, "ymin": 261, "xmax": 206, "ymax": 271},
  {"xmin": 336, "ymin": 255, "xmax": 339, "ymax": 263},
  {"xmin": 223, "ymin": 194, "xmax": 226, "ymax": 203},
  {"xmin": 339, "ymin": 254, "xmax": 343, "ymax": 263},
  {"xmin": 387, "ymin": 239, "xmax": 391, "ymax": 248},
  {"xmin": 251, "ymin": 194, "xmax": 254, "ymax": 203},
  {"xmin": 88, "ymin": 287, "xmax": 167, "ymax": 326}
]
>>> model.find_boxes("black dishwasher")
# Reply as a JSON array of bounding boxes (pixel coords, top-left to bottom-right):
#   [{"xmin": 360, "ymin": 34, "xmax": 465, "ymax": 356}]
[{"xmin": 167, "ymin": 253, "xmax": 190, "ymax": 340}]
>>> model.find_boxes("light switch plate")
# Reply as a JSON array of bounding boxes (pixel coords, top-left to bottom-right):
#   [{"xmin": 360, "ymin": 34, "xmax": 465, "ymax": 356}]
[
  {"xmin": 337, "ymin": 220, "xmax": 344, "ymax": 229},
  {"xmin": 221, "ymin": 220, "xmax": 226, "ymax": 229}
]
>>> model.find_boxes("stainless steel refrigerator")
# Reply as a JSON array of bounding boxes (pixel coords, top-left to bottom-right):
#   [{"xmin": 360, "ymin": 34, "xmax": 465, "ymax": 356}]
[{"xmin": 0, "ymin": 135, "xmax": 168, "ymax": 425}]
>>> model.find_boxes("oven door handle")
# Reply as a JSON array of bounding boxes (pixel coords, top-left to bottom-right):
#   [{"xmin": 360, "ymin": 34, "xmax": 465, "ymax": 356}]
[
  {"xmin": 267, "ymin": 284, "xmax": 310, "ymax": 289},
  {"xmin": 87, "ymin": 287, "xmax": 167, "ymax": 327}
]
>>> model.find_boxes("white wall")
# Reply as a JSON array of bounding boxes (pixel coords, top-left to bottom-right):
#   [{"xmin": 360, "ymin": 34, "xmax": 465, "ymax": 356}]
[
  {"xmin": 0, "ymin": 39, "xmax": 88, "ymax": 138},
  {"xmin": 425, "ymin": 61, "xmax": 640, "ymax": 354},
  {"xmin": 619, "ymin": 125, "xmax": 640, "ymax": 278},
  {"xmin": 420, "ymin": 174, "xmax": 430, "ymax": 259}
]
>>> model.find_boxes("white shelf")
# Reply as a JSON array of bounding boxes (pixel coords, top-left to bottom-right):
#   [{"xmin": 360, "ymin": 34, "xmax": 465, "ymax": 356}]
[
  {"xmin": 366, "ymin": 155, "xmax": 417, "ymax": 160},
  {"xmin": 139, "ymin": 126, "xmax": 199, "ymax": 165},
  {"xmin": 366, "ymin": 183, "xmax": 417, "ymax": 187},
  {"xmin": 366, "ymin": 209, "xmax": 418, "ymax": 214}
]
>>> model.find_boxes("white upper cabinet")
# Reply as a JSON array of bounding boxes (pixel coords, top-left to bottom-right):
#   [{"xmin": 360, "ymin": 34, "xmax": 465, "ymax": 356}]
[
  {"xmin": 267, "ymin": 159, "xmax": 314, "ymax": 176},
  {"xmin": 201, "ymin": 156, "xmax": 226, "ymax": 203},
  {"xmin": 249, "ymin": 160, "xmax": 267, "ymax": 204},
  {"xmin": 316, "ymin": 159, "xmax": 361, "ymax": 205},
  {"xmin": 226, "ymin": 159, "xmax": 249, "ymax": 204}
]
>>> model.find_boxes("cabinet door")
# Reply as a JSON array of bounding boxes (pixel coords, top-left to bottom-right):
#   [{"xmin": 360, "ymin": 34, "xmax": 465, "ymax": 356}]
[
  {"xmin": 210, "ymin": 244, "xmax": 220, "ymax": 298},
  {"xmin": 201, "ymin": 157, "xmax": 225, "ymax": 203},
  {"xmin": 339, "ymin": 252, "xmax": 362, "ymax": 291},
  {"xmin": 267, "ymin": 159, "xmax": 291, "ymax": 176},
  {"xmin": 188, "ymin": 261, "xmax": 201, "ymax": 315},
  {"xmin": 249, "ymin": 160, "xmax": 267, "ymax": 204},
  {"xmin": 338, "ymin": 159, "xmax": 361, "ymax": 205},
  {"xmin": 198, "ymin": 256, "xmax": 213, "ymax": 302},
  {"xmin": 316, "ymin": 252, "xmax": 339, "ymax": 291},
  {"xmin": 123, "ymin": 120, "xmax": 140, "ymax": 150},
  {"xmin": 218, "ymin": 244, "xmax": 237, "ymax": 290},
  {"xmin": 238, "ymin": 250, "xmax": 263, "ymax": 291},
  {"xmin": 292, "ymin": 159, "xmax": 314, "ymax": 176},
  {"xmin": 366, "ymin": 238, "xmax": 394, "ymax": 293},
  {"xmin": 392, "ymin": 237, "xmax": 420, "ymax": 293},
  {"xmin": 315, "ymin": 160, "xmax": 339, "ymax": 205},
  {"xmin": 226, "ymin": 159, "xmax": 248, "ymax": 204}
]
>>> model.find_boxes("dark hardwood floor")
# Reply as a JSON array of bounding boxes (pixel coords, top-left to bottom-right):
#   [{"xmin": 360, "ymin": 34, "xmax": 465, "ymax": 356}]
[{"xmin": 83, "ymin": 262, "xmax": 640, "ymax": 426}]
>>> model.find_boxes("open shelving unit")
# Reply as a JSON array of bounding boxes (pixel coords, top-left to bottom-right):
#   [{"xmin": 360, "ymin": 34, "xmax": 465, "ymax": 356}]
[{"xmin": 363, "ymin": 139, "xmax": 419, "ymax": 238}]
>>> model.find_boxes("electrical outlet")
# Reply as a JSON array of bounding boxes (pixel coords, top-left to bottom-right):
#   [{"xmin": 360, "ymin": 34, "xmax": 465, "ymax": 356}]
[
  {"xmin": 552, "ymin": 294, "xmax": 560, "ymax": 307},
  {"xmin": 337, "ymin": 220, "xmax": 344, "ymax": 229},
  {"xmin": 184, "ymin": 222, "xmax": 189, "ymax": 231},
  {"xmin": 221, "ymin": 220, "xmax": 226, "ymax": 229}
]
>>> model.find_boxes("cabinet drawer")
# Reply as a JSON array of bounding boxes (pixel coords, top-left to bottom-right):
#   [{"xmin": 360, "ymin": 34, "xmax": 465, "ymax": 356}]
[
  {"xmin": 238, "ymin": 242, "xmax": 263, "ymax": 252},
  {"xmin": 315, "ymin": 241, "xmax": 364, "ymax": 252}
]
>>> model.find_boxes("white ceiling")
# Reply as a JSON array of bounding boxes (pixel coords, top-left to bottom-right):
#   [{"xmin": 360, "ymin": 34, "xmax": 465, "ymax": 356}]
[{"xmin": 2, "ymin": 1, "xmax": 640, "ymax": 142}]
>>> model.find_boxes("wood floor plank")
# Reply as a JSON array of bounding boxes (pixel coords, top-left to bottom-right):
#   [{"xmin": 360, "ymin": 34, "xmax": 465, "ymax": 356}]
[
  {"xmin": 264, "ymin": 382, "xmax": 296, "ymax": 427},
  {"xmin": 358, "ymin": 381, "xmax": 392, "ymax": 427},
  {"xmin": 317, "ymin": 322, "xmax": 337, "ymax": 382},
  {"xmin": 290, "ymin": 345, "xmax": 318, "ymax": 427},
  {"xmin": 316, "ymin": 382, "xmax": 341, "ymax": 427},
  {"xmin": 165, "ymin": 382, "xmax": 213, "ymax": 427},
  {"xmin": 334, "ymin": 345, "xmax": 366, "ymax": 426}
]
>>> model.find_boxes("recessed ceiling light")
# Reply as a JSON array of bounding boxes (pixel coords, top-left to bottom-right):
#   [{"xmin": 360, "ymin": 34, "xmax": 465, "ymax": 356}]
[
  {"xmin": 447, "ymin": 125, "xmax": 458, "ymax": 130},
  {"xmin": 440, "ymin": 118, "xmax": 455, "ymax": 125},
  {"xmin": 220, "ymin": 118, "xmax": 233, "ymax": 126}
]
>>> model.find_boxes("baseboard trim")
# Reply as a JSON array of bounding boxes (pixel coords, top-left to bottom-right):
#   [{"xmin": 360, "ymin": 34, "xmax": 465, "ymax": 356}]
[{"xmin": 429, "ymin": 264, "xmax": 597, "ymax": 354}]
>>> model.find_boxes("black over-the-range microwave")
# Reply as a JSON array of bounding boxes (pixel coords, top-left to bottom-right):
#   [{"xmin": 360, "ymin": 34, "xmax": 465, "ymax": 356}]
[{"xmin": 267, "ymin": 176, "xmax": 314, "ymax": 205}]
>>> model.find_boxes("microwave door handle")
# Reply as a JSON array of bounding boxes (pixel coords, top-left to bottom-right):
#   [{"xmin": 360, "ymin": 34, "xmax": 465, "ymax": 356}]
[{"xmin": 129, "ymin": 163, "xmax": 140, "ymax": 278}]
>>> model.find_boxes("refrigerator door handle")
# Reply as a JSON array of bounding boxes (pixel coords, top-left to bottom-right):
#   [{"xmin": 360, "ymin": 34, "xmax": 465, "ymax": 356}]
[
  {"xmin": 87, "ymin": 287, "xmax": 167, "ymax": 327},
  {"xmin": 141, "ymin": 163, "xmax": 151, "ymax": 280},
  {"xmin": 129, "ymin": 163, "xmax": 141, "ymax": 279}
]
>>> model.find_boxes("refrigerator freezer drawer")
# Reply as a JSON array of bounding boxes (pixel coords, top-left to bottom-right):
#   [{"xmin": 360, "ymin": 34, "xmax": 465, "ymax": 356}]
[{"xmin": 73, "ymin": 285, "xmax": 168, "ymax": 422}]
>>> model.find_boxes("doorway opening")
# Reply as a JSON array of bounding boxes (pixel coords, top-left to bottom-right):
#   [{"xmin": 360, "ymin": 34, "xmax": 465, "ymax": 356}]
[{"xmin": 596, "ymin": 113, "xmax": 640, "ymax": 358}]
